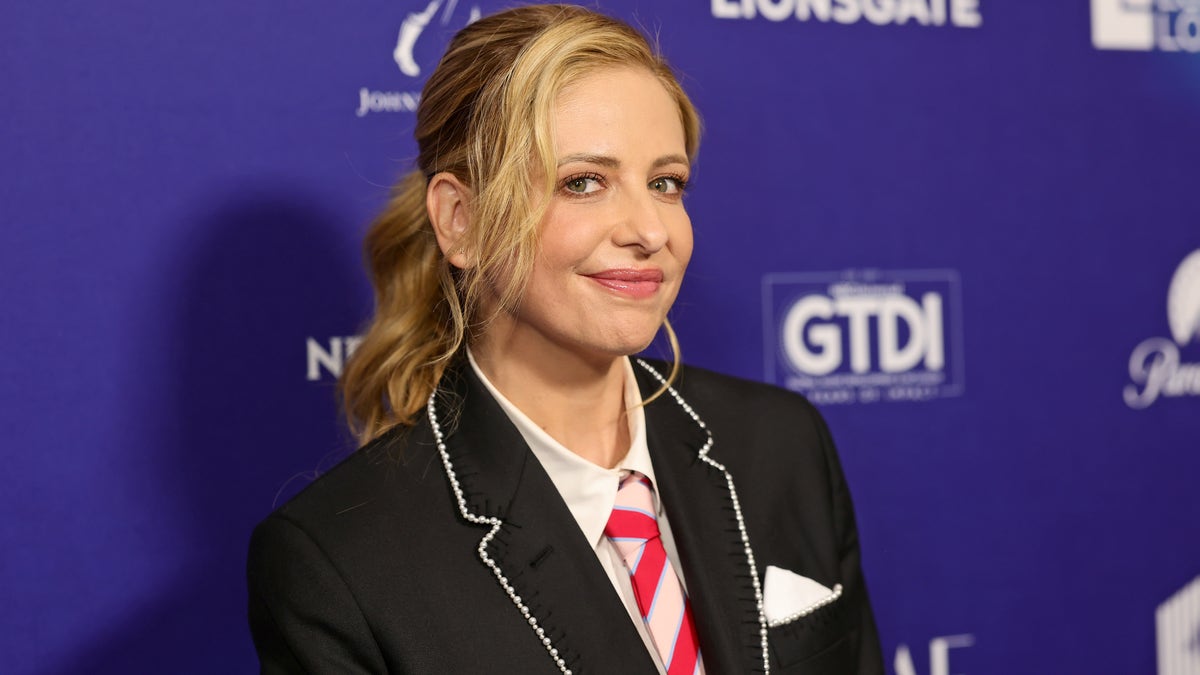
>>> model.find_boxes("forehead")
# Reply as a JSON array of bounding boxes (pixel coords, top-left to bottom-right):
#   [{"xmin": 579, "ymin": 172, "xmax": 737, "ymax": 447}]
[{"xmin": 552, "ymin": 67, "xmax": 687, "ymax": 160}]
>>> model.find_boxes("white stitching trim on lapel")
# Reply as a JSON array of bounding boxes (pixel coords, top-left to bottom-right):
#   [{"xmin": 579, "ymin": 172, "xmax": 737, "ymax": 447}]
[
  {"xmin": 426, "ymin": 393, "xmax": 573, "ymax": 675},
  {"xmin": 635, "ymin": 359, "xmax": 772, "ymax": 675}
]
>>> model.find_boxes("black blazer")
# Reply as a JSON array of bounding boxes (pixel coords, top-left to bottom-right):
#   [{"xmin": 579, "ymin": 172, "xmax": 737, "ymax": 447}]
[{"xmin": 247, "ymin": 359, "xmax": 883, "ymax": 674}]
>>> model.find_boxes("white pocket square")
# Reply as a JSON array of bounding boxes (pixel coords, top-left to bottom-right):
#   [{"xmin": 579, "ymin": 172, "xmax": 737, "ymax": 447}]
[{"xmin": 762, "ymin": 565, "xmax": 844, "ymax": 627}]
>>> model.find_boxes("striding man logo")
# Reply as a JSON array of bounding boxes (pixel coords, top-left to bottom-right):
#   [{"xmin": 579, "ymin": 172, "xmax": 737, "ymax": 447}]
[
  {"xmin": 358, "ymin": 0, "xmax": 482, "ymax": 117},
  {"xmin": 393, "ymin": 0, "xmax": 481, "ymax": 78}
]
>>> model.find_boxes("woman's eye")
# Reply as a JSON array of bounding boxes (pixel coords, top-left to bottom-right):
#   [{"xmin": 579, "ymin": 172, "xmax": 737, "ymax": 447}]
[
  {"xmin": 563, "ymin": 175, "xmax": 602, "ymax": 194},
  {"xmin": 649, "ymin": 176, "xmax": 686, "ymax": 194}
]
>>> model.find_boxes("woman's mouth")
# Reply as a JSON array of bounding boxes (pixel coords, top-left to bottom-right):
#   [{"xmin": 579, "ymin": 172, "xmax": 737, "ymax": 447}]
[{"xmin": 585, "ymin": 268, "xmax": 664, "ymax": 299}]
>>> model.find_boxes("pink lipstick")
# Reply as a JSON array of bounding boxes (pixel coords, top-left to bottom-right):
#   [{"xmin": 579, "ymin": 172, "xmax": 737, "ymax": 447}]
[{"xmin": 586, "ymin": 268, "xmax": 664, "ymax": 299}]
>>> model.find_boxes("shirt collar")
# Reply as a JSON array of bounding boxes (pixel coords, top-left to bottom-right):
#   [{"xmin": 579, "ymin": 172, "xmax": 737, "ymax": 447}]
[{"xmin": 466, "ymin": 350, "xmax": 658, "ymax": 548}]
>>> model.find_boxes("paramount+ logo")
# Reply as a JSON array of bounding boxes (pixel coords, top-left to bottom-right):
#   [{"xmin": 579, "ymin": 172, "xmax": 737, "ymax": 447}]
[
  {"xmin": 1123, "ymin": 249, "xmax": 1200, "ymax": 409},
  {"xmin": 764, "ymin": 269, "xmax": 964, "ymax": 405},
  {"xmin": 1091, "ymin": 0, "xmax": 1200, "ymax": 52}
]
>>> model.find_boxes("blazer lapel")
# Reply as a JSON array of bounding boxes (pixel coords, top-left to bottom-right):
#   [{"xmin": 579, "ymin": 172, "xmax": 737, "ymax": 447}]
[
  {"xmin": 636, "ymin": 361, "xmax": 766, "ymax": 675},
  {"xmin": 435, "ymin": 363, "xmax": 659, "ymax": 675}
]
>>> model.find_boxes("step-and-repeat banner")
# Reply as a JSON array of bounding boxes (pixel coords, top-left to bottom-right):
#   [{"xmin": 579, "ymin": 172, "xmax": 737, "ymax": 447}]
[{"xmin": 4, "ymin": 1, "xmax": 1198, "ymax": 673}]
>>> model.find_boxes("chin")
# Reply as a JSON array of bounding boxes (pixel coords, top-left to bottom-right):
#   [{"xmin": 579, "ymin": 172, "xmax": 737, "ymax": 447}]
[{"xmin": 594, "ymin": 327, "xmax": 661, "ymax": 358}]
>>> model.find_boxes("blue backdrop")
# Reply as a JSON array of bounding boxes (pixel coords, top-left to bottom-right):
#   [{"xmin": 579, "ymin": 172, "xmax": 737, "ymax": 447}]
[{"xmin": 4, "ymin": 1, "xmax": 1199, "ymax": 673}]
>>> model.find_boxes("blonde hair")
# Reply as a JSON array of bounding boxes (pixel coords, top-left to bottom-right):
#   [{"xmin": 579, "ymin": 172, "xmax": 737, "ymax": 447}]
[{"xmin": 341, "ymin": 4, "xmax": 702, "ymax": 444}]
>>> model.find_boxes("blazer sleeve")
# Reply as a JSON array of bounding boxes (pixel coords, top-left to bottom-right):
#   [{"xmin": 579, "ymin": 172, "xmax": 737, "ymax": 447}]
[
  {"xmin": 247, "ymin": 514, "xmax": 386, "ymax": 674},
  {"xmin": 812, "ymin": 402, "xmax": 884, "ymax": 673}
]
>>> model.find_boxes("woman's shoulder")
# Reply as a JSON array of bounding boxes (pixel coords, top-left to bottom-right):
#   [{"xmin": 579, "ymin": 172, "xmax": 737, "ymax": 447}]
[{"xmin": 251, "ymin": 423, "xmax": 446, "ymax": 544}]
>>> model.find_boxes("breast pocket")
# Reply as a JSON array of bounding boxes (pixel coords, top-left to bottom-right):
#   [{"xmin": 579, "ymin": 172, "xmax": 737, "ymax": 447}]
[{"xmin": 767, "ymin": 592, "xmax": 860, "ymax": 674}]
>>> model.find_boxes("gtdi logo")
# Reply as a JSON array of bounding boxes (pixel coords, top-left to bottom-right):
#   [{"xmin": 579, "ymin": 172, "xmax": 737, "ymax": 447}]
[
  {"xmin": 711, "ymin": 0, "xmax": 981, "ymax": 28},
  {"xmin": 763, "ymin": 269, "xmax": 964, "ymax": 405},
  {"xmin": 1157, "ymin": 576, "xmax": 1200, "ymax": 675},
  {"xmin": 1124, "ymin": 249, "xmax": 1200, "ymax": 409},
  {"xmin": 355, "ymin": 0, "xmax": 481, "ymax": 117},
  {"xmin": 1091, "ymin": 0, "xmax": 1200, "ymax": 52}
]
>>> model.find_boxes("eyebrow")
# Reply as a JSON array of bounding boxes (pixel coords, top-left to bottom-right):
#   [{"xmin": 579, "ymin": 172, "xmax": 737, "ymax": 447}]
[{"xmin": 556, "ymin": 153, "xmax": 690, "ymax": 170}]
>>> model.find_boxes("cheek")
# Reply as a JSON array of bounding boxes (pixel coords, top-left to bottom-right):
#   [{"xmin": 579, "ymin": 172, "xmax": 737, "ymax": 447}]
[{"xmin": 538, "ymin": 213, "xmax": 601, "ymax": 269}]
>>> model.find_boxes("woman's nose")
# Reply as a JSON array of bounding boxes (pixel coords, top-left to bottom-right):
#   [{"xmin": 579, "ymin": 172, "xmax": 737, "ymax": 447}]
[{"xmin": 613, "ymin": 189, "xmax": 669, "ymax": 253}]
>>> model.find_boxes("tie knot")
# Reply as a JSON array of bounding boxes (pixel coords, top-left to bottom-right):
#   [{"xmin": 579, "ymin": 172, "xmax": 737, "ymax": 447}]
[{"xmin": 604, "ymin": 471, "xmax": 660, "ymax": 542}]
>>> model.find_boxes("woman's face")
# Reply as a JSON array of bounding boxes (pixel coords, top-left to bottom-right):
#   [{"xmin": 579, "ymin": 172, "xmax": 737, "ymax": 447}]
[{"xmin": 491, "ymin": 67, "xmax": 693, "ymax": 363}]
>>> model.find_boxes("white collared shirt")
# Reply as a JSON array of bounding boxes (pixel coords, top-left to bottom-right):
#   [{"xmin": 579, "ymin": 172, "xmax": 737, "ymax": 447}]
[{"xmin": 467, "ymin": 351, "xmax": 685, "ymax": 674}]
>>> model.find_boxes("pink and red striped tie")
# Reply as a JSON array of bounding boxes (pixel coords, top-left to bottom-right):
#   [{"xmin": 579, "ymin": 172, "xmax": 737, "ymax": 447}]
[{"xmin": 605, "ymin": 471, "xmax": 703, "ymax": 675}]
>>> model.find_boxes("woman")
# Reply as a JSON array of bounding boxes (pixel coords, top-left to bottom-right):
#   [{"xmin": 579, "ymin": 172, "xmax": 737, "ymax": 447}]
[{"xmin": 248, "ymin": 5, "xmax": 882, "ymax": 674}]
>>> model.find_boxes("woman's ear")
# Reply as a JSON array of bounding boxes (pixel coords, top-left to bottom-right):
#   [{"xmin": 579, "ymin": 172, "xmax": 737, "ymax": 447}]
[{"xmin": 426, "ymin": 172, "xmax": 474, "ymax": 269}]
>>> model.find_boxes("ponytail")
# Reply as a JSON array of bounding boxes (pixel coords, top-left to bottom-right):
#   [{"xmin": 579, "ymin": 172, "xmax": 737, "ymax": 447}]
[{"xmin": 339, "ymin": 170, "xmax": 464, "ymax": 443}]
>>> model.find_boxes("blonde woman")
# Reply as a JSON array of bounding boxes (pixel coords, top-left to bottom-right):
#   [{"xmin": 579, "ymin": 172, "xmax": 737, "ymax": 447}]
[{"xmin": 247, "ymin": 5, "xmax": 882, "ymax": 674}]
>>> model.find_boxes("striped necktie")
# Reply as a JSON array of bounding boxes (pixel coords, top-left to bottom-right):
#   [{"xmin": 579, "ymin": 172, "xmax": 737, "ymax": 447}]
[{"xmin": 604, "ymin": 471, "xmax": 703, "ymax": 675}]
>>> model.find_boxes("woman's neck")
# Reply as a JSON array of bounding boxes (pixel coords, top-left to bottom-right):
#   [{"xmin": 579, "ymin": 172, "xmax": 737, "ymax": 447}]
[{"xmin": 470, "ymin": 333, "xmax": 631, "ymax": 469}]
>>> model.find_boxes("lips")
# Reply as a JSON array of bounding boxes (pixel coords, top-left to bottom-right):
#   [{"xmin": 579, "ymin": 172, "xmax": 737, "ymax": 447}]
[{"xmin": 585, "ymin": 268, "xmax": 664, "ymax": 299}]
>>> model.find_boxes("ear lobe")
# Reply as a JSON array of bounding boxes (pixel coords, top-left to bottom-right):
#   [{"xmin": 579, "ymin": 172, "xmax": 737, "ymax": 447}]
[{"xmin": 426, "ymin": 172, "xmax": 474, "ymax": 269}]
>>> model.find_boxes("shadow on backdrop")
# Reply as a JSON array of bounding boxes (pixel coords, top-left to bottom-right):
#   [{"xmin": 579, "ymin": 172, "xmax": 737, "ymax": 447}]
[{"xmin": 55, "ymin": 187, "xmax": 369, "ymax": 673}]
